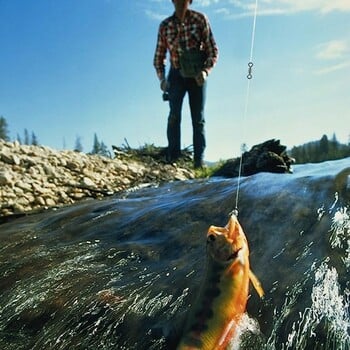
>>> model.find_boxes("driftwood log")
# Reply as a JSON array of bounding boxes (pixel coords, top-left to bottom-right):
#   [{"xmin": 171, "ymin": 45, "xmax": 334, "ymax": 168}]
[{"xmin": 212, "ymin": 139, "xmax": 295, "ymax": 177}]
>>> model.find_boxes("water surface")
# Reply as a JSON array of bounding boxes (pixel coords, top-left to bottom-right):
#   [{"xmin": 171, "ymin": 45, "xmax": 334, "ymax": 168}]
[{"xmin": 1, "ymin": 158, "xmax": 349, "ymax": 349}]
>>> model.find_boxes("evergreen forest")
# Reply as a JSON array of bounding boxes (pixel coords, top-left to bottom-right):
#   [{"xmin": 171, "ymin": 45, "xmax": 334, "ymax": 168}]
[
  {"xmin": 0, "ymin": 116, "xmax": 110, "ymax": 157},
  {"xmin": 289, "ymin": 134, "xmax": 350, "ymax": 164}
]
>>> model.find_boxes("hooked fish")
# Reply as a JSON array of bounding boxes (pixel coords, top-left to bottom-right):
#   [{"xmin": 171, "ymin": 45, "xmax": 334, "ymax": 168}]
[{"xmin": 177, "ymin": 214, "xmax": 264, "ymax": 350}]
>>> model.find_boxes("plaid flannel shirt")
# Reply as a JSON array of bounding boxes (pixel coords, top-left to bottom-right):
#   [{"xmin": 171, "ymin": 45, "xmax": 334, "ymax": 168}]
[{"xmin": 153, "ymin": 9, "xmax": 218, "ymax": 81}]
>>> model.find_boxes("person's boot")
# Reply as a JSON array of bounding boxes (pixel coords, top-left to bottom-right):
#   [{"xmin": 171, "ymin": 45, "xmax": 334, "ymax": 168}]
[
  {"xmin": 167, "ymin": 149, "xmax": 181, "ymax": 164},
  {"xmin": 194, "ymin": 158, "xmax": 204, "ymax": 169}
]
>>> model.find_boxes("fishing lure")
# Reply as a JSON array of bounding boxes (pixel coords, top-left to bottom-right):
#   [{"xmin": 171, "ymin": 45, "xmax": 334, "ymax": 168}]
[{"xmin": 177, "ymin": 214, "xmax": 264, "ymax": 350}]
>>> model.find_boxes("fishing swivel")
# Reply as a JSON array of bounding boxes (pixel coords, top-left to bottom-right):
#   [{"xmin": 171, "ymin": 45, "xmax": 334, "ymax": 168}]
[
  {"xmin": 247, "ymin": 62, "xmax": 254, "ymax": 79},
  {"xmin": 229, "ymin": 208, "xmax": 239, "ymax": 218}
]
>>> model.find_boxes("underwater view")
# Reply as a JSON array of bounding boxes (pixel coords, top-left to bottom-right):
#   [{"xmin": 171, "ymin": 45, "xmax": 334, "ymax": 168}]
[{"xmin": 0, "ymin": 158, "xmax": 349, "ymax": 350}]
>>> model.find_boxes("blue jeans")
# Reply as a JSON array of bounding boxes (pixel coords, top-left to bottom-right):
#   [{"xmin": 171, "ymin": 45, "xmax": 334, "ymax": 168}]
[{"xmin": 166, "ymin": 67, "xmax": 206, "ymax": 163}]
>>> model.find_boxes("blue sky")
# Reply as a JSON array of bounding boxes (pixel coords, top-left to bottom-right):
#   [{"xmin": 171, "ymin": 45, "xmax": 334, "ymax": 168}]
[{"xmin": 1, "ymin": 0, "xmax": 349, "ymax": 161}]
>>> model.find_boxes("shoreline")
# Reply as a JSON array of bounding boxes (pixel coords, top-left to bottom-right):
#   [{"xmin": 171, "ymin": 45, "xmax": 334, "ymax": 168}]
[{"xmin": 0, "ymin": 140, "xmax": 195, "ymax": 220}]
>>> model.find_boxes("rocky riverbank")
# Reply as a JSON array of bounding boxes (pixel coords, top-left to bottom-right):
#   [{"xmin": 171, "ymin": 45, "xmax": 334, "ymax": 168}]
[{"xmin": 0, "ymin": 140, "xmax": 195, "ymax": 218}]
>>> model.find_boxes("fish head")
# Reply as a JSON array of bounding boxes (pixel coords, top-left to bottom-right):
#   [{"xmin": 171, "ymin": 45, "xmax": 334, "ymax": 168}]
[{"xmin": 206, "ymin": 215, "xmax": 248, "ymax": 265}]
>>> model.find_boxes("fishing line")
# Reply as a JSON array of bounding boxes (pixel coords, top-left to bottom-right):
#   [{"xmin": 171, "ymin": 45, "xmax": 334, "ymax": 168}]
[{"xmin": 232, "ymin": 0, "xmax": 259, "ymax": 217}]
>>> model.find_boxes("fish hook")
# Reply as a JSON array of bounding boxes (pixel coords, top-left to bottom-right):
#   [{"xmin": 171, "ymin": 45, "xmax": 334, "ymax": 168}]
[{"xmin": 229, "ymin": 208, "xmax": 239, "ymax": 218}]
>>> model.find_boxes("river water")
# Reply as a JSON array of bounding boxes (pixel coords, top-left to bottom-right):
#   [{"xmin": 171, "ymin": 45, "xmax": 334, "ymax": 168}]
[{"xmin": 0, "ymin": 158, "xmax": 349, "ymax": 349}]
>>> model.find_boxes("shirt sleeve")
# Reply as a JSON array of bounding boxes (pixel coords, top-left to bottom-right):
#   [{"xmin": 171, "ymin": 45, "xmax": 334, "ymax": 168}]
[
  {"xmin": 202, "ymin": 16, "xmax": 218, "ymax": 75},
  {"xmin": 153, "ymin": 24, "xmax": 167, "ymax": 81}
]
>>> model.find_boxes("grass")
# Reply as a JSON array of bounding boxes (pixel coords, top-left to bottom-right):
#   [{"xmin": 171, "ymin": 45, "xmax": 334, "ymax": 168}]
[{"xmin": 194, "ymin": 160, "xmax": 226, "ymax": 178}]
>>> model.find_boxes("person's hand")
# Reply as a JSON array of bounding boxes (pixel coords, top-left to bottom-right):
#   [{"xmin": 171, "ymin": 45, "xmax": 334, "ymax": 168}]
[
  {"xmin": 160, "ymin": 79, "xmax": 168, "ymax": 92},
  {"xmin": 195, "ymin": 70, "xmax": 207, "ymax": 86}
]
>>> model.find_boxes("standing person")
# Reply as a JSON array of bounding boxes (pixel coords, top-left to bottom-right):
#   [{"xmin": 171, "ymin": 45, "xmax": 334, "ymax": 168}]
[{"xmin": 153, "ymin": 0, "xmax": 218, "ymax": 168}]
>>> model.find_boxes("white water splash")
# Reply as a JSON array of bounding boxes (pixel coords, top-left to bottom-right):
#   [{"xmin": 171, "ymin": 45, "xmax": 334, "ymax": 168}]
[
  {"xmin": 265, "ymin": 280, "xmax": 306, "ymax": 350},
  {"xmin": 228, "ymin": 313, "xmax": 262, "ymax": 350},
  {"xmin": 330, "ymin": 206, "xmax": 350, "ymax": 268},
  {"xmin": 285, "ymin": 262, "xmax": 350, "ymax": 350},
  {"xmin": 282, "ymin": 205, "xmax": 350, "ymax": 349}
]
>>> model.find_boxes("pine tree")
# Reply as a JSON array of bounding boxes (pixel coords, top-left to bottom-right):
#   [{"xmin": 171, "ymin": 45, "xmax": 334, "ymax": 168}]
[
  {"xmin": 329, "ymin": 133, "xmax": 339, "ymax": 159},
  {"xmin": 99, "ymin": 141, "xmax": 110, "ymax": 157},
  {"xmin": 31, "ymin": 132, "xmax": 39, "ymax": 146},
  {"xmin": 91, "ymin": 133, "xmax": 110, "ymax": 157},
  {"xmin": 319, "ymin": 134, "xmax": 328, "ymax": 154},
  {"xmin": 91, "ymin": 133, "xmax": 101, "ymax": 154},
  {"xmin": 0, "ymin": 116, "xmax": 10, "ymax": 141},
  {"xmin": 16, "ymin": 133, "xmax": 22, "ymax": 144},
  {"xmin": 319, "ymin": 134, "xmax": 329, "ymax": 162},
  {"xmin": 24, "ymin": 129, "xmax": 30, "ymax": 145},
  {"xmin": 74, "ymin": 136, "xmax": 83, "ymax": 152},
  {"xmin": 290, "ymin": 133, "xmax": 350, "ymax": 163}
]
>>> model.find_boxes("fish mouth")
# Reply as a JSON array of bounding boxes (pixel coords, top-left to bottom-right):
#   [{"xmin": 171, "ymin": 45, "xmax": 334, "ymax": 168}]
[
  {"xmin": 227, "ymin": 248, "xmax": 241, "ymax": 261},
  {"xmin": 207, "ymin": 234, "xmax": 241, "ymax": 262}
]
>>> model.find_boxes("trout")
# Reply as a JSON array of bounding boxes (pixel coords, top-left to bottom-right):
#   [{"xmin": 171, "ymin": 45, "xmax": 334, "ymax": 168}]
[{"xmin": 177, "ymin": 215, "xmax": 264, "ymax": 350}]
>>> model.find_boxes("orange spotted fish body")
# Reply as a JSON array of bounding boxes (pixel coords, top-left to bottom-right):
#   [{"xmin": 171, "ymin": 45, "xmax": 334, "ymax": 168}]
[{"xmin": 177, "ymin": 215, "xmax": 264, "ymax": 350}]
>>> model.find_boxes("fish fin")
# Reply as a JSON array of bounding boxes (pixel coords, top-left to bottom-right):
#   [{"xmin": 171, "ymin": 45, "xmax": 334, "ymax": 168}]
[{"xmin": 249, "ymin": 269, "xmax": 264, "ymax": 298}]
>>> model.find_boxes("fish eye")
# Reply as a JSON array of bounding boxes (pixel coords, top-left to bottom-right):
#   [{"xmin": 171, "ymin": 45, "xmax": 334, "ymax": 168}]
[{"xmin": 207, "ymin": 234, "xmax": 216, "ymax": 242}]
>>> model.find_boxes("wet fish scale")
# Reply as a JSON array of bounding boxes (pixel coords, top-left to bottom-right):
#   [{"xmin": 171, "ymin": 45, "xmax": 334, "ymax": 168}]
[{"xmin": 177, "ymin": 215, "xmax": 264, "ymax": 350}]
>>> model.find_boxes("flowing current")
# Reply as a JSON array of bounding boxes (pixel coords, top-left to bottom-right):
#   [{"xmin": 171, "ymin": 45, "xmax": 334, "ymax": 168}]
[{"xmin": 0, "ymin": 158, "xmax": 349, "ymax": 349}]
